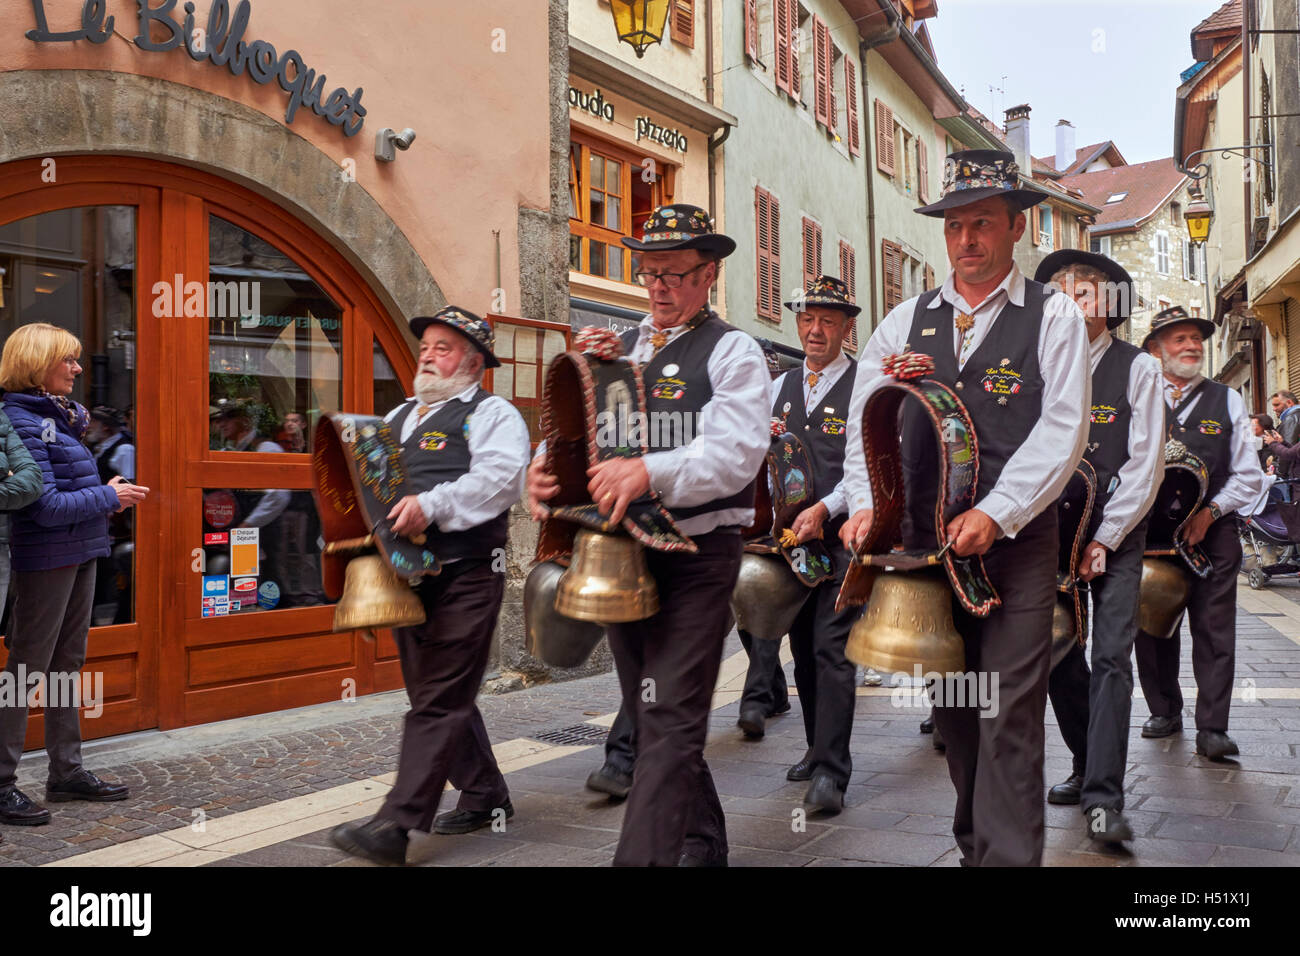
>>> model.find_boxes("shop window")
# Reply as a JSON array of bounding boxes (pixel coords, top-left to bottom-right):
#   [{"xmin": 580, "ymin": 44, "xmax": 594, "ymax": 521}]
[
  {"xmin": 488, "ymin": 319, "xmax": 569, "ymax": 446},
  {"xmin": 569, "ymin": 136, "xmax": 674, "ymax": 285},
  {"xmin": 373, "ymin": 339, "xmax": 407, "ymax": 417},
  {"xmin": 208, "ymin": 216, "xmax": 342, "ymax": 452},
  {"xmin": 201, "ymin": 487, "xmax": 325, "ymax": 614},
  {"xmin": 0, "ymin": 205, "xmax": 137, "ymax": 625}
]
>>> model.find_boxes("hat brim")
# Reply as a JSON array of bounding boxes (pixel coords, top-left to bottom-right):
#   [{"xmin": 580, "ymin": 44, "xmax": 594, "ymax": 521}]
[
  {"xmin": 1034, "ymin": 249, "xmax": 1135, "ymax": 329},
  {"xmin": 915, "ymin": 187, "xmax": 1047, "ymax": 218},
  {"xmin": 1141, "ymin": 317, "xmax": 1216, "ymax": 350},
  {"xmin": 621, "ymin": 234, "xmax": 736, "ymax": 259},
  {"xmin": 783, "ymin": 298, "xmax": 862, "ymax": 319},
  {"xmin": 408, "ymin": 315, "xmax": 501, "ymax": 368}
]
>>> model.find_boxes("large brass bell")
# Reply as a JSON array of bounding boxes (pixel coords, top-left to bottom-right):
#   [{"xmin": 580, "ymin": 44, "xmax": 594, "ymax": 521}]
[
  {"xmin": 333, "ymin": 553, "xmax": 426, "ymax": 641},
  {"xmin": 731, "ymin": 553, "xmax": 808, "ymax": 641},
  {"xmin": 1050, "ymin": 592, "xmax": 1078, "ymax": 671},
  {"xmin": 524, "ymin": 561, "xmax": 606, "ymax": 667},
  {"xmin": 555, "ymin": 529, "xmax": 658, "ymax": 623},
  {"xmin": 846, "ymin": 569, "xmax": 966, "ymax": 675},
  {"xmin": 1138, "ymin": 557, "xmax": 1191, "ymax": 639}
]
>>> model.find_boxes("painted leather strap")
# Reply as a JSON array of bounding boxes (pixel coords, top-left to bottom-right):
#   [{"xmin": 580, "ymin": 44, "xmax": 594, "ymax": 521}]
[
  {"xmin": 1057, "ymin": 460, "xmax": 1097, "ymax": 648},
  {"xmin": 1144, "ymin": 438, "xmax": 1212, "ymax": 578},
  {"xmin": 741, "ymin": 426, "xmax": 835, "ymax": 587}
]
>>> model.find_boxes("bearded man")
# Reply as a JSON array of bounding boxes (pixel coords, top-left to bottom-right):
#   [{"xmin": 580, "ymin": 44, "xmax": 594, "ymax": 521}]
[
  {"xmin": 330, "ymin": 307, "xmax": 530, "ymax": 865},
  {"xmin": 1134, "ymin": 306, "xmax": 1266, "ymax": 761}
]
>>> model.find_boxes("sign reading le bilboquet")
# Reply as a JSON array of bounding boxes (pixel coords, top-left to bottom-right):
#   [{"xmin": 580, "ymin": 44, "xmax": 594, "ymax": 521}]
[{"xmin": 26, "ymin": 0, "xmax": 366, "ymax": 137}]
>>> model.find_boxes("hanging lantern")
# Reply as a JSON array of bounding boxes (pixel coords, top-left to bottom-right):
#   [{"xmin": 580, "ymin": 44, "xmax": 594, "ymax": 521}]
[
  {"xmin": 609, "ymin": 0, "xmax": 672, "ymax": 58},
  {"xmin": 1185, "ymin": 197, "xmax": 1214, "ymax": 244}
]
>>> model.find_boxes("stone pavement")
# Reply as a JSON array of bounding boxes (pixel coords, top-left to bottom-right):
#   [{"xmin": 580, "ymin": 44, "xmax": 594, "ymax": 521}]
[{"xmin": 3, "ymin": 576, "xmax": 1300, "ymax": 867}]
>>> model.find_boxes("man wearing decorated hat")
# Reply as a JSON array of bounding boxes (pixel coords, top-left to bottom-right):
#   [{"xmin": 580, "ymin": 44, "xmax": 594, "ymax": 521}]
[
  {"xmin": 1134, "ymin": 305, "xmax": 1266, "ymax": 762},
  {"xmin": 1033, "ymin": 250, "xmax": 1164, "ymax": 845},
  {"xmin": 331, "ymin": 305, "xmax": 531, "ymax": 865},
  {"xmin": 735, "ymin": 275, "xmax": 860, "ymax": 811},
  {"xmin": 839, "ymin": 149, "xmax": 1091, "ymax": 866},
  {"xmin": 527, "ymin": 204, "xmax": 770, "ymax": 866}
]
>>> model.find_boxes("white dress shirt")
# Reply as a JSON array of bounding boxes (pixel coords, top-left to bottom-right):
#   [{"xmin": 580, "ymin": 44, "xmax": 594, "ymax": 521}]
[
  {"xmin": 1088, "ymin": 332, "xmax": 1165, "ymax": 551},
  {"xmin": 385, "ymin": 383, "xmax": 530, "ymax": 535},
  {"xmin": 844, "ymin": 264, "xmax": 1091, "ymax": 538},
  {"xmin": 1163, "ymin": 375, "xmax": 1268, "ymax": 516},
  {"xmin": 769, "ymin": 352, "xmax": 851, "ymax": 519},
  {"xmin": 231, "ymin": 429, "xmax": 291, "ymax": 527},
  {"xmin": 94, "ymin": 432, "xmax": 136, "ymax": 482}
]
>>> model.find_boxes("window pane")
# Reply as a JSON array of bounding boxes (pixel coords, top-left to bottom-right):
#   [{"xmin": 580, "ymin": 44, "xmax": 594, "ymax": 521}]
[
  {"xmin": 569, "ymin": 142, "xmax": 582, "ymax": 220},
  {"xmin": 606, "ymin": 195, "xmax": 622, "ymax": 230},
  {"xmin": 373, "ymin": 340, "xmax": 406, "ymax": 418},
  {"xmin": 590, "ymin": 154, "xmax": 604, "ymax": 192},
  {"xmin": 590, "ymin": 190, "xmax": 606, "ymax": 231},
  {"xmin": 607, "ymin": 246, "xmax": 624, "ymax": 281},
  {"xmin": 201, "ymin": 487, "xmax": 326, "ymax": 614},
  {"xmin": 569, "ymin": 234, "xmax": 582, "ymax": 271},
  {"xmin": 606, "ymin": 159, "xmax": 621, "ymax": 192},
  {"xmin": 209, "ymin": 216, "xmax": 342, "ymax": 453},
  {"xmin": 590, "ymin": 240, "xmax": 607, "ymax": 277}
]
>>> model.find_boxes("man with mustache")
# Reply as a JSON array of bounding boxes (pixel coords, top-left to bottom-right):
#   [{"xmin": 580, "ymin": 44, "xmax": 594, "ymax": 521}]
[
  {"xmin": 330, "ymin": 307, "xmax": 530, "ymax": 865},
  {"xmin": 1134, "ymin": 306, "xmax": 1266, "ymax": 761}
]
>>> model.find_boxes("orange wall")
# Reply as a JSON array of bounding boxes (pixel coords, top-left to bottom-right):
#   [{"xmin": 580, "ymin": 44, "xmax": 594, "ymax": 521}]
[{"xmin": 2, "ymin": 0, "xmax": 554, "ymax": 318}]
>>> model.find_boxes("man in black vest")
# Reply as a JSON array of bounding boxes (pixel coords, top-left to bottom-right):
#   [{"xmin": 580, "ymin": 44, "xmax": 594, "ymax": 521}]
[
  {"xmin": 841, "ymin": 150, "xmax": 1091, "ymax": 866},
  {"xmin": 1134, "ymin": 306, "xmax": 1266, "ymax": 761},
  {"xmin": 331, "ymin": 307, "xmax": 530, "ymax": 865},
  {"xmin": 1033, "ymin": 251, "xmax": 1164, "ymax": 845},
  {"xmin": 528, "ymin": 205, "xmax": 770, "ymax": 866},
  {"xmin": 736, "ymin": 276, "xmax": 859, "ymax": 810}
]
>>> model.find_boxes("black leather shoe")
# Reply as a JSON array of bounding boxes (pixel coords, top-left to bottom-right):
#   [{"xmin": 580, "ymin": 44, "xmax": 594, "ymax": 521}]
[
  {"xmin": 585, "ymin": 763, "xmax": 633, "ymax": 799},
  {"xmin": 768, "ymin": 701, "xmax": 791, "ymax": 717},
  {"xmin": 1141, "ymin": 715, "xmax": 1183, "ymax": 738},
  {"xmin": 786, "ymin": 752, "xmax": 814, "ymax": 781},
  {"xmin": 737, "ymin": 704, "xmax": 766, "ymax": 739},
  {"xmin": 434, "ymin": 800, "xmax": 514, "ymax": 835},
  {"xmin": 1047, "ymin": 772, "xmax": 1083, "ymax": 805},
  {"xmin": 932, "ymin": 726, "xmax": 946, "ymax": 751},
  {"xmin": 0, "ymin": 787, "xmax": 50, "ymax": 826},
  {"xmin": 330, "ymin": 817, "xmax": 408, "ymax": 865},
  {"xmin": 45, "ymin": 769, "xmax": 129, "ymax": 803},
  {"xmin": 804, "ymin": 773, "xmax": 845, "ymax": 814},
  {"xmin": 1196, "ymin": 730, "xmax": 1240, "ymax": 761},
  {"xmin": 1084, "ymin": 806, "xmax": 1134, "ymax": 844},
  {"xmin": 919, "ymin": 715, "xmax": 935, "ymax": 734},
  {"xmin": 677, "ymin": 850, "xmax": 728, "ymax": 867}
]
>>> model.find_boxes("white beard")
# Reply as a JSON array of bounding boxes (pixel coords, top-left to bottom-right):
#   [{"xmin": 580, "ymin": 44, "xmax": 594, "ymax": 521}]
[
  {"xmin": 413, "ymin": 362, "xmax": 478, "ymax": 405},
  {"xmin": 1161, "ymin": 350, "xmax": 1203, "ymax": 380}
]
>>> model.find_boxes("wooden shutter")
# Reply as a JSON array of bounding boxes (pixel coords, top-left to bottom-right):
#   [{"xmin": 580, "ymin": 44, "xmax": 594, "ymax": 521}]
[
  {"xmin": 875, "ymin": 100, "xmax": 895, "ymax": 175},
  {"xmin": 788, "ymin": 0, "xmax": 801, "ymax": 100},
  {"xmin": 1031, "ymin": 205, "xmax": 1041, "ymax": 243},
  {"xmin": 924, "ymin": 263, "xmax": 935, "ymax": 291},
  {"xmin": 774, "ymin": 0, "xmax": 791, "ymax": 94},
  {"xmin": 813, "ymin": 16, "xmax": 831, "ymax": 129},
  {"xmin": 917, "ymin": 136, "xmax": 929, "ymax": 202},
  {"xmin": 838, "ymin": 240, "xmax": 857, "ymax": 300},
  {"xmin": 756, "ymin": 187, "xmax": 781, "ymax": 322},
  {"xmin": 744, "ymin": 0, "xmax": 758, "ymax": 60},
  {"xmin": 672, "ymin": 0, "xmax": 695, "ymax": 48},
  {"xmin": 882, "ymin": 239, "xmax": 904, "ymax": 313},
  {"xmin": 802, "ymin": 217, "xmax": 822, "ymax": 289},
  {"xmin": 845, "ymin": 56, "xmax": 861, "ymax": 156}
]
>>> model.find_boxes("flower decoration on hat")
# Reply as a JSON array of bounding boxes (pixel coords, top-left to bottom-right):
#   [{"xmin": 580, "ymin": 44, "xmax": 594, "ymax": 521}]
[
  {"xmin": 574, "ymin": 327, "xmax": 625, "ymax": 361},
  {"xmin": 882, "ymin": 350, "xmax": 935, "ymax": 381}
]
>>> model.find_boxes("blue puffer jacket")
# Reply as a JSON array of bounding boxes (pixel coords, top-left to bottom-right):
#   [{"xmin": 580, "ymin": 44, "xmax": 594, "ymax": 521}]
[{"xmin": 2, "ymin": 391, "xmax": 118, "ymax": 572}]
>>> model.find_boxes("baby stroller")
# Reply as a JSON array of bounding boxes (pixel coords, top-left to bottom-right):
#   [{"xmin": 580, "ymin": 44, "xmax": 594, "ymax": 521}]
[{"xmin": 1238, "ymin": 477, "xmax": 1300, "ymax": 589}]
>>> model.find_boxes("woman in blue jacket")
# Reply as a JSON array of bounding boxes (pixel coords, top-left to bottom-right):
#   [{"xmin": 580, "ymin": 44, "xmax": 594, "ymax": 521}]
[{"xmin": 0, "ymin": 323, "xmax": 149, "ymax": 827}]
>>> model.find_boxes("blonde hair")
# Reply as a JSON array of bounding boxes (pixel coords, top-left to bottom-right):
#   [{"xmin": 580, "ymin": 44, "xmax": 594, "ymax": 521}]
[{"xmin": 0, "ymin": 323, "xmax": 83, "ymax": 392}]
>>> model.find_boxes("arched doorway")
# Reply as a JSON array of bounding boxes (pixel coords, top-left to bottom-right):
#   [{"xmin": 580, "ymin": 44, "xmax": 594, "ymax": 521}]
[{"xmin": 0, "ymin": 156, "xmax": 417, "ymax": 742}]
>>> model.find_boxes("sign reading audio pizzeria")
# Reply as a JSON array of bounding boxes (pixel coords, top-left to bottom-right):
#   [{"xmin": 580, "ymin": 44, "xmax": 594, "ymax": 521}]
[{"xmin": 24, "ymin": 0, "xmax": 366, "ymax": 136}]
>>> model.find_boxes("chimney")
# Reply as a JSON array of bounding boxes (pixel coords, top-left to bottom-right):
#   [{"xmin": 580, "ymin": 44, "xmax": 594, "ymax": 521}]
[
  {"xmin": 1004, "ymin": 104, "xmax": 1031, "ymax": 173},
  {"xmin": 1055, "ymin": 119, "xmax": 1076, "ymax": 173}
]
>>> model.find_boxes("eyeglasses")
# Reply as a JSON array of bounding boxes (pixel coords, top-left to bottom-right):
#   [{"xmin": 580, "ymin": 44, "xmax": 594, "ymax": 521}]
[{"xmin": 633, "ymin": 262, "xmax": 710, "ymax": 289}]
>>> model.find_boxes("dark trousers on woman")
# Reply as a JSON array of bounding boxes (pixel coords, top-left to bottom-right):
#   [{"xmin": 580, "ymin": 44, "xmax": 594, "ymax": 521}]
[
  {"xmin": 606, "ymin": 530, "xmax": 742, "ymax": 866},
  {"xmin": 0, "ymin": 560, "xmax": 96, "ymax": 789},
  {"xmin": 376, "ymin": 560, "xmax": 510, "ymax": 834},
  {"xmin": 1135, "ymin": 516, "xmax": 1242, "ymax": 732}
]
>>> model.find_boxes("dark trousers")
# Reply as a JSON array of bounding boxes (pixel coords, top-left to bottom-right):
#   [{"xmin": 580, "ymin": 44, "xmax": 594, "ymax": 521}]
[
  {"xmin": 0, "ymin": 560, "xmax": 97, "ymax": 788},
  {"xmin": 377, "ymin": 560, "xmax": 510, "ymax": 834},
  {"xmin": 930, "ymin": 507, "xmax": 1058, "ymax": 867},
  {"xmin": 1135, "ymin": 516, "xmax": 1241, "ymax": 732},
  {"xmin": 606, "ymin": 530, "xmax": 742, "ymax": 866},
  {"xmin": 1047, "ymin": 518, "xmax": 1146, "ymax": 811},
  {"xmin": 737, "ymin": 629, "xmax": 789, "ymax": 715},
  {"xmin": 787, "ymin": 574, "xmax": 858, "ymax": 786},
  {"xmin": 603, "ymin": 702, "xmax": 636, "ymax": 776}
]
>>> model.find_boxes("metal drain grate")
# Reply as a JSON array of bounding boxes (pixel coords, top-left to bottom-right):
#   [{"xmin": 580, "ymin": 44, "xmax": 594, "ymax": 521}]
[{"xmin": 532, "ymin": 723, "xmax": 609, "ymax": 745}]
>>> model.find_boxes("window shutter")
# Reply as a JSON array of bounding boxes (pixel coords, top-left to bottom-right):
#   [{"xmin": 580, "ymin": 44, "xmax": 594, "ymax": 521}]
[
  {"xmin": 1032, "ymin": 205, "xmax": 1041, "ymax": 243},
  {"xmin": 1053, "ymin": 209, "xmax": 1061, "ymax": 250},
  {"xmin": 917, "ymin": 136, "xmax": 928, "ymax": 202},
  {"xmin": 744, "ymin": 0, "xmax": 758, "ymax": 61},
  {"xmin": 770, "ymin": 193, "xmax": 781, "ymax": 319},
  {"xmin": 845, "ymin": 56, "xmax": 860, "ymax": 156},
  {"xmin": 924, "ymin": 263, "xmax": 935, "ymax": 291},
  {"xmin": 875, "ymin": 100, "xmax": 895, "ymax": 175},
  {"xmin": 813, "ymin": 16, "xmax": 831, "ymax": 129},
  {"xmin": 802, "ymin": 217, "xmax": 822, "ymax": 289},
  {"xmin": 672, "ymin": 0, "xmax": 695, "ymax": 49},
  {"xmin": 756, "ymin": 187, "xmax": 772, "ymax": 320},
  {"xmin": 1181, "ymin": 238, "xmax": 1189, "ymax": 279},
  {"xmin": 774, "ymin": 0, "xmax": 791, "ymax": 94},
  {"xmin": 882, "ymin": 239, "xmax": 904, "ymax": 313},
  {"xmin": 841, "ymin": 241, "xmax": 858, "ymax": 350},
  {"xmin": 788, "ymin": 0, "xmax": 801, "ymax": 100}
]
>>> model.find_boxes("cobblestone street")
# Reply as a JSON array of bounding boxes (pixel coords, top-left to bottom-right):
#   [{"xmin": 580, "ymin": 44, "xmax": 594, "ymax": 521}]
[{"xmin": 4, "ymin": 578, "xmax": 1299, "ymax": 868}]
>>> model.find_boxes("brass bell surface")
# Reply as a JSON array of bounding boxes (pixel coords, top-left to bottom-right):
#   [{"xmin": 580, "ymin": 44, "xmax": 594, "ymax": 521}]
[
  {"xmin": 555, "ymin": 529, "xmax": 658, "ymax": 623},
  {"xmin": 524, "ymin": 561, "xmax": 606, "ymax": 668},
  {"xmin": 846, "ymin": 569, "xmax": 966, "ymax": 675},
  {"xmin": 731, "ymin": 553, "xmax": 808, "ymax": 641},
  {"xmin": 1138, "ymin": 557, "xmax": 1191, "ymax": 639},
  {"xmin": 333, "ymin": 553, "xmax": 426, "ymax": 641},
  {"xmin": 1050, "ymin": 593, "xmax": 1077, "ymax": 671}
]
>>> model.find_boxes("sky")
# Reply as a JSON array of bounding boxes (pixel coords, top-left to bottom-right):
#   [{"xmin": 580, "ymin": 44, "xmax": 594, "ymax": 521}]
[{"xmin": 927, "ymin": 0, "xmax": 1232, "ymax": 166}]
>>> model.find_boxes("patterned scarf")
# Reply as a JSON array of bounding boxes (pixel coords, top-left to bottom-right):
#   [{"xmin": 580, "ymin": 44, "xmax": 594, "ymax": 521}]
[{"xmin": 26, "ymin": 387, "xmax": 89, "ymax": 439}]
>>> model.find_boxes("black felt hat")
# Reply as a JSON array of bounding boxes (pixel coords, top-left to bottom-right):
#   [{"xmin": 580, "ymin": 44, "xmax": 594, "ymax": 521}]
[
  {"xmin": 1141, "ymin": 305, "xmax": 1216, "ymax": 349},
  {"xmin": 915, "ymin": 149, "xmax": 1047, "ymax": 217},
  {"xmin": 409, "ymin": 306, "xmax": 500, "ymax": 369},
  {"xmin": 620, "ymin": 204, "xmax": 736, "ymax": 258},
  {"xmin": 1035, "ymin": 249, "xmax": 1135, "ymax": 329},
  {"xmin": 784, "ymin": 275, "xmax": 862, "ymax": 318}
]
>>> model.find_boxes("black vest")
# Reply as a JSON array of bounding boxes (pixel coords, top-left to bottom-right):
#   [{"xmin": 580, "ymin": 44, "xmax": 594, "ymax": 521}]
[
  {"xmin": 1168, "ymin": 379, "xmax": 1234, "ymax": 502},
  {"xmin": 398, "ymin": 389, "xmax": 509, "ymax": 561},
  {"xmin": 773, "ymin": 359, "xmax": 856, "ymax": 537},
  {"xmin": 901, "ymin": 284, "xmax": 1050, "ymax": 538},
  {"xmin": 1084, "ymin": 337, "xmax": 1142, "ymax": 536},
  {"xmin": 620, "ymin": 315, "xmax": 756, "ymax": 521}
]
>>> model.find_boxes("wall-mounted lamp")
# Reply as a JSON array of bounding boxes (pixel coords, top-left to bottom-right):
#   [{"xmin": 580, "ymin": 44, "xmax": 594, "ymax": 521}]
[{"xmin": 375, "ymin": 128, "xmax": 417, "ymax": 162}]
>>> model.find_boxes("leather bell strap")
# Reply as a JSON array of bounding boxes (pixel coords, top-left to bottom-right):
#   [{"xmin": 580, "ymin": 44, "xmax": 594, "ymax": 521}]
[
  {"xmin": 534, "ymin": 348, "xmax": 695, "ymax": 564},
  {"xmin": 834, "ymin": 369, "xmax": 999, "ymax": 617},
  {"xmin": 751, "ymin": 430, "xmax": 835, "ymax": 587},
  {"xmin": 312, "ymin": 412, "xmax": 444, "ymax": 600},
  {"xmin": 1143, "ymin": 452, "xmax": 1213, "ymax": 579},
  {"xmin": 1056, "ymin": 459, "xmax": 1097, "ymax": 649}
]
